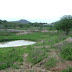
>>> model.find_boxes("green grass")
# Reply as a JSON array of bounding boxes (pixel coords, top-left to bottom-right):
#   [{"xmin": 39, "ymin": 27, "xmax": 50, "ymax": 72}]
[
  {"xmin": 0, "ymin": 48, "xmax": 20, "ymax": 69},
  {"xmin": 53, "ymin": 38, "xmax": 72, "ymax": 61},
  {"xmin": 60, "ymin": 43, "xmax": 72, "ymax": 60},
  {"xmin": 0, "ymin": 47, "xmax": 30, "ymax": 70},
  {"xmin": 0, "ymin": 32, "xmax": 69, "ymax": 70},
  {"xmin": 62, "ymin": 66, "xmax": 72, "ymax": 72},
  {"xmin": 44, "ymin": 57, "xmax": 57, "ymax": 70},
  {"xmin": 0, "ymin": 32, "xmax": 68, "ymax": 44},
  {"xmin": 0, "ymin": 30, "xmax": 17, "ymax": 36},
  {"xmin": 27, "ymin": 48, "xmax": 50, "ymax": 65}
]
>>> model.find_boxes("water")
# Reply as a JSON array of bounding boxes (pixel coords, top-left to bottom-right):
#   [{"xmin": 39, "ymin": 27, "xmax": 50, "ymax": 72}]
[{"xmin": 0, "ymin": 40, "xmax": 36, "ymax": 48}]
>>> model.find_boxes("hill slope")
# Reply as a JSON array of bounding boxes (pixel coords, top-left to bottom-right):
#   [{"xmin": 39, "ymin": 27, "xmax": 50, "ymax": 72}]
[{"xmin": 11, "ymin": 19, "xmax": 31, "ymax": 23}]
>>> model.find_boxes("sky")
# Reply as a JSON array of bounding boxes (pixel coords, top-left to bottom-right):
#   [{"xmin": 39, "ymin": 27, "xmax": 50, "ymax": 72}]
[{"xmin": 0, "ymin": 0, "xmax": 72, "ymax": 23}]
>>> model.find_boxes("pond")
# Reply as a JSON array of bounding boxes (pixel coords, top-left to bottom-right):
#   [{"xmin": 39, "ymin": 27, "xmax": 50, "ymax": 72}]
[{"xmin": 0, "ymin": 40, "xmax": 36, "ymax": 48}]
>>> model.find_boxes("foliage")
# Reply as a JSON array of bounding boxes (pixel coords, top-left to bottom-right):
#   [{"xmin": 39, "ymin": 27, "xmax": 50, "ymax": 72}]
[
  {"xmin": 44, "ymin": 58, "xmax": 57, "ymax": 69},
  {"xmin": 0, "ymin": 19, "xmax": 46, "ymax": 29},
  {"xmin": 0, "ymin": 32, "xmax": 68, "ymax": 69},
  {"xmin": 62, "ymin": 66, "xmax": 72, "ymax": 72},
  {"xmin": 55, "ymin": 15, "xmax": 72, "ymax": 35},
  {"xmin": 0, "ymin": 49, "xmax": 18, "ymax": 69},
  {"xmin": 0, "ymin": 30, "xmax": 17, "ymax": 36},
  {"xmin": 0, "ymin": 48, "xmax": 25, "ymax": 70},
  {"xmin": 27, "ymin": 48, "xmax": 48, "ymax": 65},
  {"xmin": 60, "ymin": 43, "xmax": 72, "ymax": 60}
]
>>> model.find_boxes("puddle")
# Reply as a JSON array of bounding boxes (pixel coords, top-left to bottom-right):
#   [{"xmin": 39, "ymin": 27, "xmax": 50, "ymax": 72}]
[{"xmin": 0, "ymin": 40, "xmax": 36, "ymax": 48}]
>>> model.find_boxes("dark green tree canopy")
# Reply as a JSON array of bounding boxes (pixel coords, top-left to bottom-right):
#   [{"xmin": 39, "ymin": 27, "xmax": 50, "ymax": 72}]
[{"xmin": 55, "ymin": 15, "xmax": 72, "ymax": 35}]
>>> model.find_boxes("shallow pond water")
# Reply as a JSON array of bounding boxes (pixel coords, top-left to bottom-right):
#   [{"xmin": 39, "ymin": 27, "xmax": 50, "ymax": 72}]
[{"xmin": 0, "ymin": 40, "xmax": 36, "ymax": 48}]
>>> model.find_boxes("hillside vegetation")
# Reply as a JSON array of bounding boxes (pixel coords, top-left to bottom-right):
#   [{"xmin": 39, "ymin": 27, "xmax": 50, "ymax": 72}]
[{"xmin": 0, "ymin": 15, "xmax": 72, "ymax": 72}]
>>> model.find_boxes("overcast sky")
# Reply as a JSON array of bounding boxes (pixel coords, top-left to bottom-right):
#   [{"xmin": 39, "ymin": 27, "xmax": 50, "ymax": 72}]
[{"xmin": 0, "ymin": 0, "xmax": 72, "ymax": 23}]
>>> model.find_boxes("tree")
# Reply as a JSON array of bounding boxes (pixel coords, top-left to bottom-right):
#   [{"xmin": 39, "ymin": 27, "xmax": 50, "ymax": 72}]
[
  {"xmin": 3, "ymin": 20, "xmax": 7, "ymax": 23},
  {"xmin": 0, "ymin": 20, "xmax": 2, "ymax": 24},
  {"xmin": 55, "ymin": 15, "xmax": 72, "ymax": 35}
]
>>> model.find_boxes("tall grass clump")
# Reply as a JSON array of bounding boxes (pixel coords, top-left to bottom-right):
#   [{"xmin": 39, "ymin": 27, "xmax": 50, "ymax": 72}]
[
  {"xmin": 27, "ymin": 48, "xmax": 48, "ymax": 65},
  {"xmin": 60, "ymin": 43, "xmax": 72, "ymax": 60},
  {"xmin": 44, "ymin": 57, "xmax": 57, "ymax": 70},
  {"xmin": 55, "ymin": 34, "xmax": 67, "ymax": 42}
]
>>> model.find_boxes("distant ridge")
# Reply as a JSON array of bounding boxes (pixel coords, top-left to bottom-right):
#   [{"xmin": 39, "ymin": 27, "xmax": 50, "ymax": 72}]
[{"xmin": 11, "ymin": 19, "xmax": 31, "ymax": 23}]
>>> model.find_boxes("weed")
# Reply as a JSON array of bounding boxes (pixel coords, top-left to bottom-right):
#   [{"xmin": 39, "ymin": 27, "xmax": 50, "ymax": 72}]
[
  {"xmin": 0, "ymin": 32, "xmax": 68, "ymax": 69},
  {"xmin": 0, "ymin": 48, "xmax": 23, "ymax": 70},
  {"xmin": 12, "ymin": 63, "xmax": 19, "ymax": 69},
  {"xmin": 19, "ymin": 62, "xmax": 23, "ymax": 65},
  {"xmin": 62, "ymin": 66, "xmax": 72, "ymax": 72},
  {"xmin": 60, "ymin": 43, "xmax": 72, "ymax": 60},
  {"xmin": 44, "ymin": 57, "xmax": 57, "ymax": 70},
  {"xmin": 27, "ymin": 48, "xmax": 48, "ymax": 65}
]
